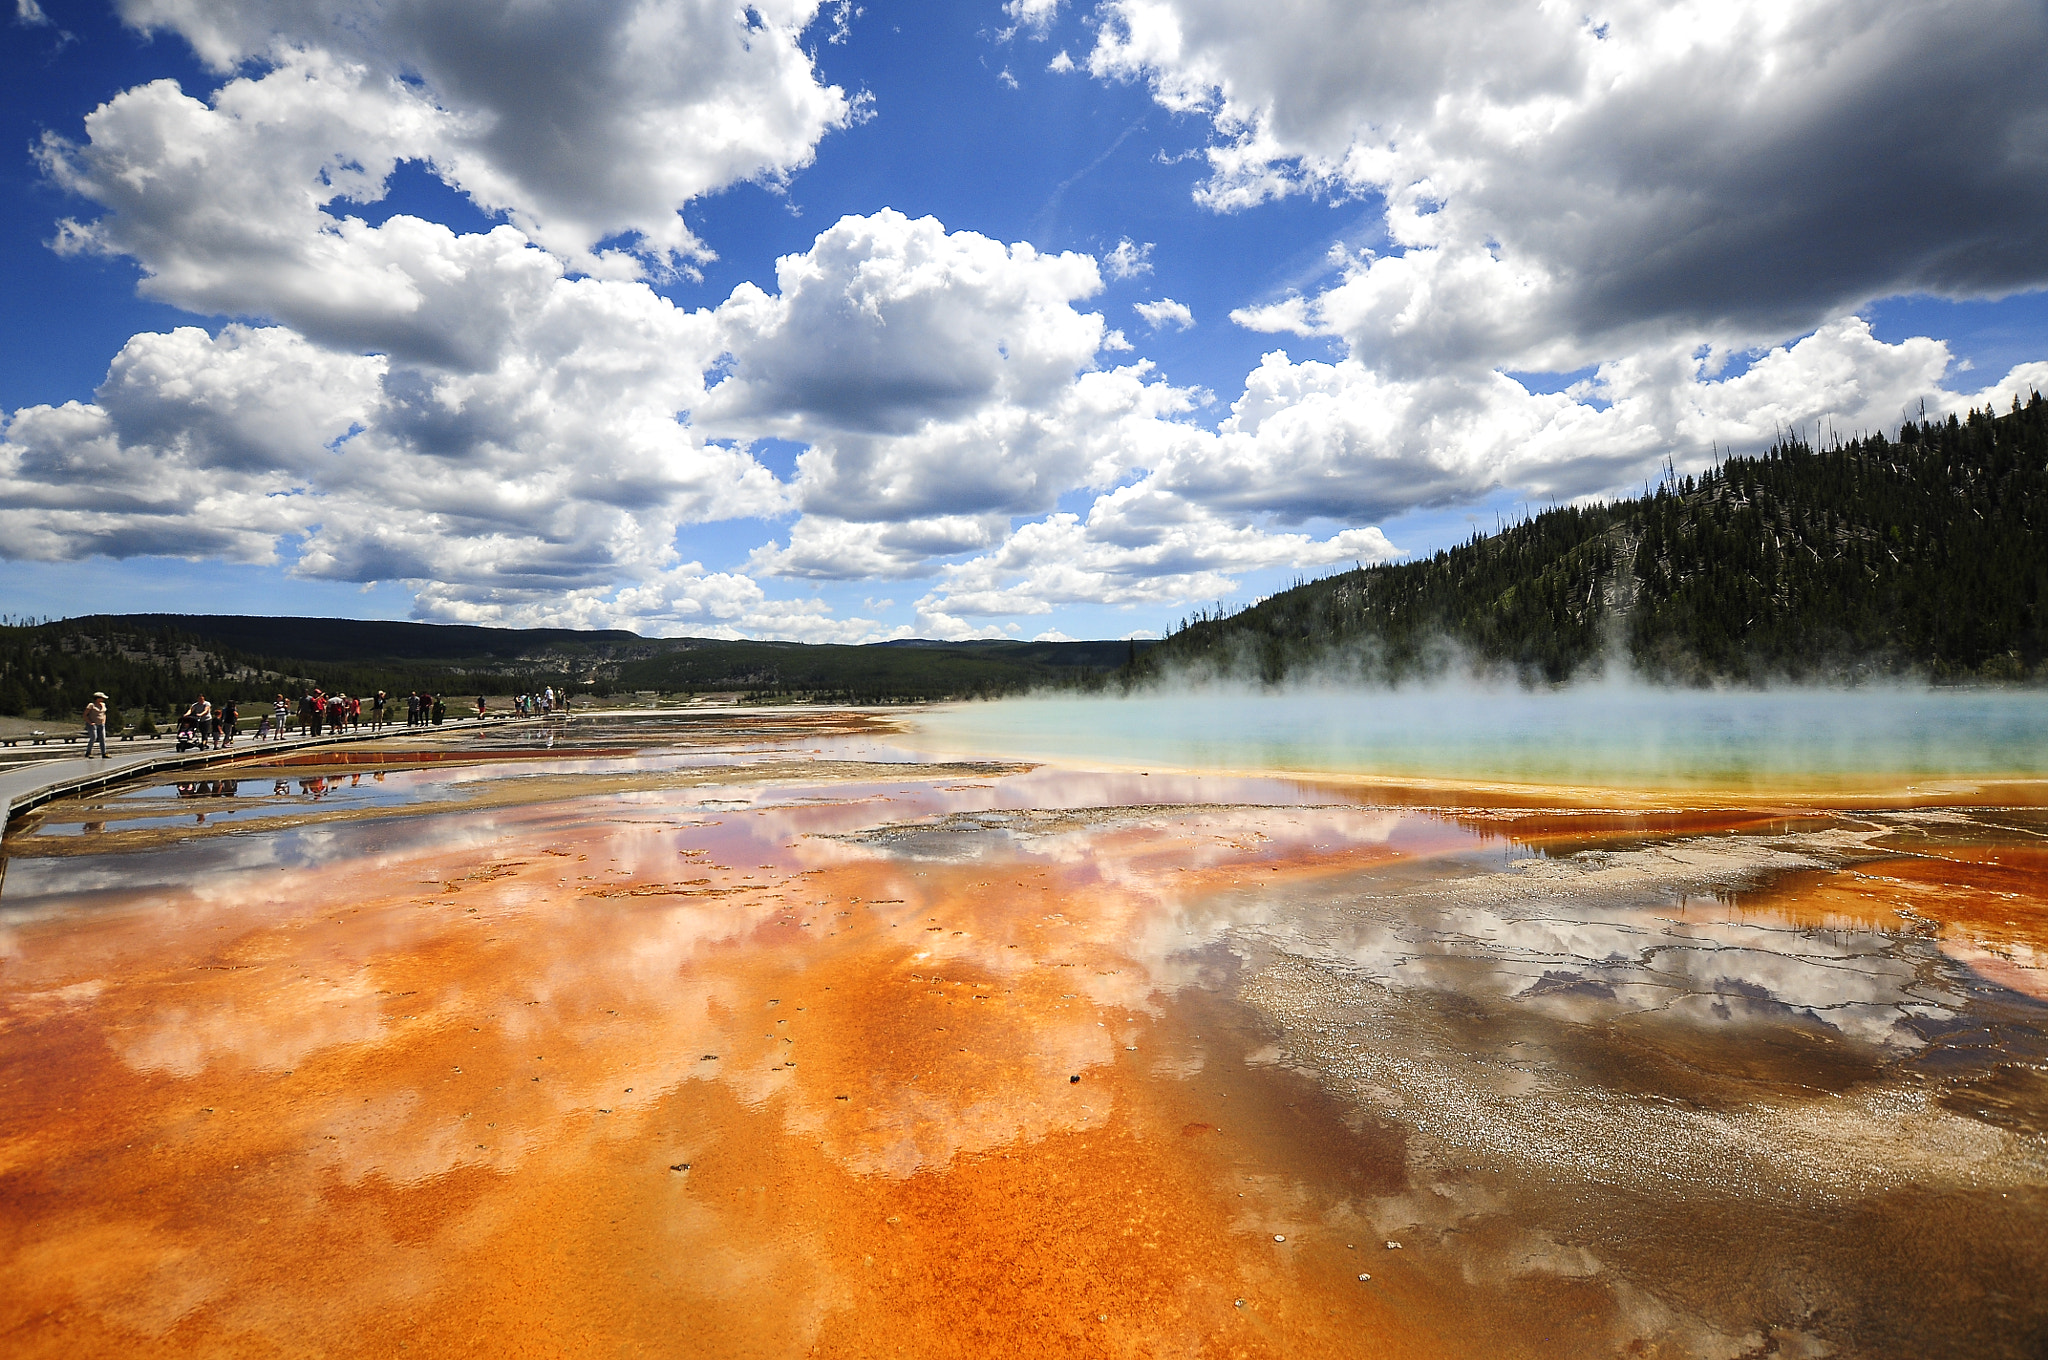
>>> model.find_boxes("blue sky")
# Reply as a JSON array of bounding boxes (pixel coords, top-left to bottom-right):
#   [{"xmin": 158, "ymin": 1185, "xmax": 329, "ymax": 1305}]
[{"xmin": 3, "ymin": 0, "xmax": 2045, "ymax": 640}]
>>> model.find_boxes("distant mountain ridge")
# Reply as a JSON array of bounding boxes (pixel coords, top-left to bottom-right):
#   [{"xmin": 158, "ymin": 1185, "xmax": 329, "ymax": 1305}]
[
  {"xmin": 1133, "ymin": 393, "xmax": 2048, "ymax": 686},
  {"xmin": 69, "ymin": 615, "xmax": 648, "ymax": 665},
  {"xmin": 0, "ymin": 615, "xmax": 1149, "ymax": 719}
]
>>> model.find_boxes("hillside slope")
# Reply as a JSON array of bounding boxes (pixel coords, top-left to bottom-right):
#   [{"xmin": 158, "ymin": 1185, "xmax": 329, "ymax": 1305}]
[{"xmin": 1134, "ymin": 393, "xmax": 2048, "ymax": 685}]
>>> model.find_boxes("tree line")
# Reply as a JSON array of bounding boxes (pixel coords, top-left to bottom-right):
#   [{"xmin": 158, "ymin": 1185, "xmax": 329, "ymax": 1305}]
[
  {"xmin": 0, "ymin": 621, "xmax": 1152, "ymax": 721},
  {"xmin": 0, "ymin": 618, "xmax": 572, "ymax": 726}
]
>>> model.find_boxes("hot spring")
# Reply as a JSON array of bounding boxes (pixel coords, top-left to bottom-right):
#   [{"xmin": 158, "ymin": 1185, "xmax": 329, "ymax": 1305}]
[{"xmin": 910, "ymin": 682, "xmax": 2048, "ymax": 794}]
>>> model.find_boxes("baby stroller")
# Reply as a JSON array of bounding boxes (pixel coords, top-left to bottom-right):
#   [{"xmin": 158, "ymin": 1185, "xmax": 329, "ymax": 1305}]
[{"xmin": 176, "ymin": 709, "xmax": 206, "ymax": 752}]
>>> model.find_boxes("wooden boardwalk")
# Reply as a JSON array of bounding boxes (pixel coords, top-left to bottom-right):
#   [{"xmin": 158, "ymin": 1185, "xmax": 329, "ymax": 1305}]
[{"xmin": 0, "ymin": 727, "xmax": 452, "ymax": 826}]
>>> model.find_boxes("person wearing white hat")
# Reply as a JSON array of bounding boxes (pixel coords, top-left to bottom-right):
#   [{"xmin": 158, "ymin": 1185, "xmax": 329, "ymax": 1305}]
[{"xmin": 83, "ymin": 691, "xmax": 109, "ymax": 758}]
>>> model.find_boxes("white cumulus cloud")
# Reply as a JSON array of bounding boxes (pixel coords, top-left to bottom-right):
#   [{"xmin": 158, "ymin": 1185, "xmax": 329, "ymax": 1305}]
[
  {"xmin": 700, "ymin": 211, "xmax": 1173, "ymax": 537},
  {"xmin": 1103, "ymin": 238, "xmax": 1153, "ymax": 280},
  {"xmin": 109, "ymin": 0, "xmax": 854, "ymax": 270},
  {"xmin": 1003, "ymin": 0, "xmax": 1061, "ymax": 37},
  {"xmin": 1089, "ymin": 0, "xmax": 2048, "ymax": 360},
  {"xmin": 915, "ymin": 481, "xmax": 1402, "ymax": 621},
  {"xmin": 1134, "ymin": 298, "xmax": 1194, "ymax": 331}
]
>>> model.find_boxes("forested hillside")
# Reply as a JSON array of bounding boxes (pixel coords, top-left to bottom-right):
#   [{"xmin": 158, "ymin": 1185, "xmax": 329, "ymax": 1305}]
[
  {"xmin": 608, "ymin": 638, "xmax": 1138, "ymax": 698},
  {"xmin": 1134, "ymin": 393, "xmax": 2048, "ymax": 685}
]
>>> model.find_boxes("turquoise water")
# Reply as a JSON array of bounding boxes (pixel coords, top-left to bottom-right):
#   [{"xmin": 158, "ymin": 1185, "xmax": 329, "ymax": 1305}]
[{"xmin": 911, "ymin": 684, "xmax": 2048, "ymax": 789}]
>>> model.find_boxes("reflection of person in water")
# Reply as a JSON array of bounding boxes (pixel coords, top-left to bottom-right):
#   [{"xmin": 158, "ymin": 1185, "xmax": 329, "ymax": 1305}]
[{"xmin": 274, "ymin": 780, "xmax": 290, "ymax": 796}]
